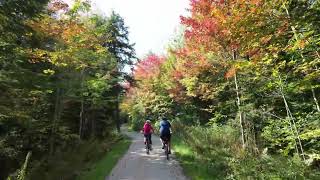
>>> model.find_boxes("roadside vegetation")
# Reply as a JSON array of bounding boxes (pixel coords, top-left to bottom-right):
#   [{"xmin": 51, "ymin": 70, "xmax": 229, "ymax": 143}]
[
  {"xmin": 0, "ymin": 0, "xmax": 135, "ymax": 179},
  {"xmin": 122, "ymin": 0, "xmax": 320, "ymax": 178},
  {"xmin": 29, "ymin": 134, "xmax": 130, "ymax": 180},
  {"xmin": 79, "ymin": 136, "xmax": 131, "ymax": 180}
]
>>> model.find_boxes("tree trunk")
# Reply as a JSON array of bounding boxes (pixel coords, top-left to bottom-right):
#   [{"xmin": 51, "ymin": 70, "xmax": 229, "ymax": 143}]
[
  {"xmin": 312, "ymin": 88, "xmax": 320, "ymax": 112},
  {"xmin": 233, "ymin": 51, "xmax": 245, "ymax": 149},
  {"xmin": 17, "ymin": 151, "xmax": 32, "ymax": 180},
  {"xmin": 252, "ymin": 125, "xmax": 259, "ymax": 155},
  {"xmin": 235, "ymin": 73, "xmax": 245, "ymax": 149},
  {"xmin": 278, "ymin": 75, "xmax": 306, "ymax": 161},
  {"xmin": 79, "ymin": 99, "xmax": 84, "ymax": 139},
  {"xmin": 50, "ymin": 87, "xmax": 63, "ymax": 155},
  {"xmin": 79, "ymin": 68, "xmax": 85, "ymax": 139},
  {"xmin": 283, "ymin": 3, "xmax": 320, "ymax": 113},
  {"xmin": 91, "ymin": 115, "xmax": 96, "ymax": 137},
  {"xmin": 115, "ymin": 95, "xmax": 121, "ymax": 133}
]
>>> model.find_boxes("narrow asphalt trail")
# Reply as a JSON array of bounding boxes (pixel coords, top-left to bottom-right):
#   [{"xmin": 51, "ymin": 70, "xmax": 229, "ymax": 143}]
[{"xmin": 106, "ymin": 125, "xmax": 188, "ymax": 180}]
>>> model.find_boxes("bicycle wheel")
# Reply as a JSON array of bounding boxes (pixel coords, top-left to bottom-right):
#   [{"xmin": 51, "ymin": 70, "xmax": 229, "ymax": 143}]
[
  {"xmin": 165, "ymin": 143, "xmax": 169, "ymax": 160},
  {"xmin": 146, "ymin": 139, "xmax": 150, "ymax": 154}
]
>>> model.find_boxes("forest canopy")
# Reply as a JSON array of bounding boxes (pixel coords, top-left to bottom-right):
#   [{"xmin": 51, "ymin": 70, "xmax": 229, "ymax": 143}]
[
  {"xmin": 121, "ymin": 0, "xmax": 320, "ymax": 178},
  {"xmin": 0, "ymin": 0, "xmax": 135, "ymax": 179}
]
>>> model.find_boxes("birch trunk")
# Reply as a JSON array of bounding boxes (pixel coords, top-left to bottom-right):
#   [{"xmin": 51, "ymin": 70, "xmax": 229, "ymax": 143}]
[
  {"xmin": 17, "ymin": 151, "xmax": 32, "ymax": 180},
  {"xmin": 233, "ymin": 51, "xmax": 245, "ymax": 149},
  {"xmin": 312, "ymin": 88, "xmax": 320, "ymax": 112},
  {"xmin": 283, "ymin": 3, "xmax": 320, "ymax": 113},
  {"xmin": 278, "ymin": 75, "xmax": 306, "ymax": 161}
]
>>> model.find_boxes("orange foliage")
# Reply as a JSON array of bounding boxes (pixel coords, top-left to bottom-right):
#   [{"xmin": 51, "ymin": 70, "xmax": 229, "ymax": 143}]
[{"xmin": 225, "ymin": 66, "xmax": 236, "ymax": 79}]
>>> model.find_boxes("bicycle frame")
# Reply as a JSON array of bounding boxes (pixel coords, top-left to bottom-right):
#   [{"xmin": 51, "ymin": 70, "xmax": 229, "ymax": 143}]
[
  {"xmin": 145, "ymin": 135, "xmax": 151, "ymax": 154},
  {"xmin": 163, "ymin": 138, "xmax": 169, "ymax": 160}
]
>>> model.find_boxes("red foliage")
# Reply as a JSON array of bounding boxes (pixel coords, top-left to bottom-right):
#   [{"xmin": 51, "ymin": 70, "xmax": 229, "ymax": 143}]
[
  {"xmin": 134, "ymin": 54, "xmax": 165, "ymax": 80},
  {"xmin": 180, "ymin": 0, "xmax": 272, "ymax": 57},
  {"xmin": 172, "ymin": 70, "xmax": 183, "ymax": 80},
  {"xmin": 167, "ymin": 81, "xmax": 188, "ymax": 103},
  {"xmin": 177, "ymin": 0, "xmax": 280, "ymax": 81}
]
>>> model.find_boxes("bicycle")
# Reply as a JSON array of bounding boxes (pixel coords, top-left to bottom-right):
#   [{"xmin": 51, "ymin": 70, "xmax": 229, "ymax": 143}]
[
  {"xmin": 145, "ymin": 136, "xmax": 151, "ymax": 154},
  {"xmin": 163, "ymin": 137, "xmax": 169, "ymax": 160},
  {"xmin": 141, "ymin": 130, "xmax": 152, "ymax": 154}
]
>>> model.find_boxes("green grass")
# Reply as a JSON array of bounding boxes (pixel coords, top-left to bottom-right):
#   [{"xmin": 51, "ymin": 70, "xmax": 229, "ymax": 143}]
[
  {"xmin": 79, "ymin": 137, "xmax": 131, "ymax": 180},
  {"xmin": 28, "ymin": 135, "xmax": 131, "ymax": 180},
  {"xmin": 172, "ymin": 136, "xmax": 222, "ymax": 180},
  {"xmin": 127, "ymin": 125, "xmax": 133, "ymax": 132}
]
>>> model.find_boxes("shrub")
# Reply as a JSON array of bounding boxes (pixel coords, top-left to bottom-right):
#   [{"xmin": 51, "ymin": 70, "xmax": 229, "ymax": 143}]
[
  {"xmin": 227, "ymin": 154, "xmax": 320, "ymax": 179},
  {"xmin": 129, "ymin": 117, "xmax": 144, "ymax": 131},
  {"xmin": 173, "ymin": 123, "xmax": 320, "ymax": 179}
]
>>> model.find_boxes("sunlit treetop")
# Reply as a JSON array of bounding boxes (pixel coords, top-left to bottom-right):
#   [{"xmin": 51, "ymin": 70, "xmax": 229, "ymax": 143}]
[{"xmin": 134, "ymin": 54, "xmax": 166, "ymax": 80}]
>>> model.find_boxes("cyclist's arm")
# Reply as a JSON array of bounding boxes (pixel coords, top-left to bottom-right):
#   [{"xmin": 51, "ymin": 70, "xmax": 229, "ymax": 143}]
[
  {"xmin": 159, "ymin": 121, "xmax": 162, "ymax": 130},
  {"xmin": 140, "ymin": 125, "xmax": 145, "ymax": 133},
  {"xmin": 169, "ymin": 122, "xmax": 172, "ymax": 133}
]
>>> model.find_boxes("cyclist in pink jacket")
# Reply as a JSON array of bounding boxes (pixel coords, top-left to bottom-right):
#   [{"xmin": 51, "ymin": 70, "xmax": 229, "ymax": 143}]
[{"xmin": 141, "ymin": 120, "xmax": 154, "ymax": 149}]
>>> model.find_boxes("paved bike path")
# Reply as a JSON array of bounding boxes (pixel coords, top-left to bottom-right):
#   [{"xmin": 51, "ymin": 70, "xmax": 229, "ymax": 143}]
[{"xmin": 106, "ymin": 126, "xmax": 188, "ymax": 180}]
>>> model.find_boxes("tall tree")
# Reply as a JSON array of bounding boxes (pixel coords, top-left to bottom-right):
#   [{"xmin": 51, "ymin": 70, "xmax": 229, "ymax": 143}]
[
  {"xmin": 0, "ymin": 1, "xmax": 131, "ymax": 178},
  {"xmin": 93, "ymin": 11, "xmax": 136, "ymax": 132}
]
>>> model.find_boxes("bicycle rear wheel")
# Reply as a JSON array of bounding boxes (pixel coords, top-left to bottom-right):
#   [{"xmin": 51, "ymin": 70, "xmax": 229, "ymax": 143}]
[
  {"xmin": 146, "ymin": 137, "xmax": 151, "ymax": 154},
  {"xmin": 165, "ymin": 143, "xmax": 169, "ymax": 160},
  {"xmin": 146, "ymin": 142, "xmax": 150, "ymax": 154}
]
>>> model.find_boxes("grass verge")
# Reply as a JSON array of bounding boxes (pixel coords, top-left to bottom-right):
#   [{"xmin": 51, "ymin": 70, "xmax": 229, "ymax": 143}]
[
  {"xmin": 79, "ymin": 136, "xmax": 131, "ymax": 180},
  {"xmin": 28, "ymin": 135, "xmax": 131, "ymax": 180},
  {"xmin": 172, "ymin": 136, "xmax": 221, "ymax": 180}
]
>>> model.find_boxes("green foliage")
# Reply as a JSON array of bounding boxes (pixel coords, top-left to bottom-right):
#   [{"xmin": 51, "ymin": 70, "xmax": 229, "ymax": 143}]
[
  {"xmin": 28, "ymin": 134, "xmax": 127, "ymax": 180},
  {"xmin": 262, "ymin": 112, "xmax": 320, "ymax": 157},
  {"xmin": 98, "ymin": 11, "xmax": 136, "ymax": 71},
  {"xmin": 228, "ymin": 153, "xmax": 320, "ymax": 179},
  {"xmin": 0, "ymin": 1, "xmax": 135, "ymax": 179},
  {"xmin": 79, "ymin": 136, "xmax": 131, "ymax": 180},
  {"xmin": 173, "ymin": 124, "xmax": 319, "ymax": 179},
  {"xmin": 172, "ymin": 136, "xmax": 218, "ymax": 180},
  {"xmin": 6, "ymin": 152, "xmax": 32, "ymax": 180},
  {"xmin": 122, "ymin": 1, "xmax": 320, "ymax": 177},
  {"xmin": 129, "ymin": 115, "xmax": 145, "ymax": 131}
]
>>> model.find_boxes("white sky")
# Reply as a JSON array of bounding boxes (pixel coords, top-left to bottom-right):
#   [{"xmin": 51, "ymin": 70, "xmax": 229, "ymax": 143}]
[{"xmin": 90, "ymin": 0, "xmax": 190, "ymax": 58}]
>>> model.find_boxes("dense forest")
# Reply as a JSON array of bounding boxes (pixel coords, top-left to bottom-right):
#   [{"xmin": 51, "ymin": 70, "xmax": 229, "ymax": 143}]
[
  {"xmin": 122, "ymin": 0, "xmax": 320, "ymax": 179},
  {"xmin": 0, "ymin": 0, "xmax": 135, "ymax": 179},
  {"xmin": 1, "ymin": 0, "xmax": 320, "ymax": 179}
]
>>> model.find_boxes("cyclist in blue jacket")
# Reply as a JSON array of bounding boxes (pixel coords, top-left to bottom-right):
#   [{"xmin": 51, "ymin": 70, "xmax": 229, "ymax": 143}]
[{"xmin": 159, "ymin": 117, "xmax": 172, "ymax": 154}]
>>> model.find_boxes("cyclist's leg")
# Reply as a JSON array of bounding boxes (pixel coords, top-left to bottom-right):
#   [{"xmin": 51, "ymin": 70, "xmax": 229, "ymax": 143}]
[
  {"xmin": 144, "ymin": 134, "xmax": 148, "ymax": 144},
  {"xmin": 147, "ymin": 134, "xmax": 152, "ymax": 150},
  {"xmin": 149, "ymin": 134, "xmax": 152, "ymax": 144},
  {"xmin": 168, "ymin": 133, "xmax": 172, "ymax": 153},
  {"xmin": 160, "ymin": 134, "xmax": 165, "ymax": 149}
]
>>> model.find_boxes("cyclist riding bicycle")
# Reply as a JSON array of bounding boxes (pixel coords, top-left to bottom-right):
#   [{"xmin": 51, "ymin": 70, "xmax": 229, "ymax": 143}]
[
  {"xmin": 141, "ymin": 120, "xmax": 154, "ymax": 150},
  {"xmin": 159, "ymin": 117, "xmax": 172, "ymax": 154}
]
